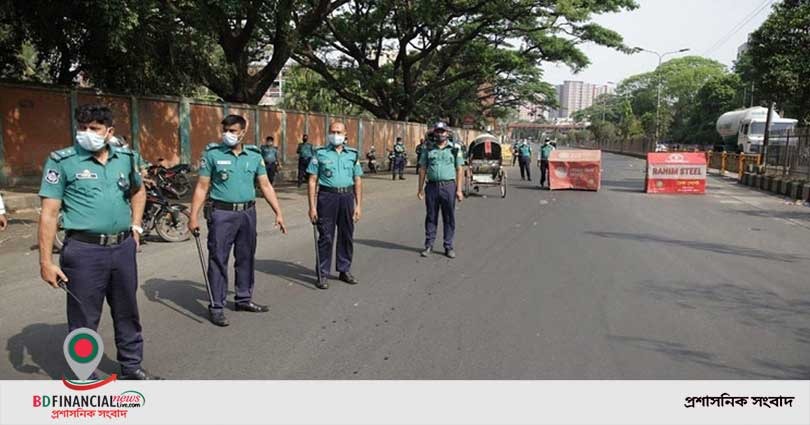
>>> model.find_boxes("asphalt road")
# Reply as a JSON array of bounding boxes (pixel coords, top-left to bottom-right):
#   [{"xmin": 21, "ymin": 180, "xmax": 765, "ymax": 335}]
[{"xmin": 1, "ymin": 153, "xmax": 809, "ymax": 380}]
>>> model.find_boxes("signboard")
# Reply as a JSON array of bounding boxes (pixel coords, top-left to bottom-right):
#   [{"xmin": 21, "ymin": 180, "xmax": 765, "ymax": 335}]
[
  {"xmin": 548, "ymin": 149, "xmax": 601, "ymax": 191},
  {"xmin": 645, "ymin": 152, "xmax": 707, "ymax": 194}
]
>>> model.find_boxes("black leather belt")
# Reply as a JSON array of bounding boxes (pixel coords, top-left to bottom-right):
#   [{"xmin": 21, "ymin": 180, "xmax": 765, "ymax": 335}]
[
  {"xmin": 427, "ymin": 180, "xmax": 456, "ymax": 186},
  {"xmin": 212, "ymin": 200, "xmax": 255, "ymax": 211},
  {"xmin": 319, "ymin": 185, "xmax": 354, "ymax": 194},
  {"xmin": 66, "ymin": 230, "xmax": 132, "ymax": 246}
]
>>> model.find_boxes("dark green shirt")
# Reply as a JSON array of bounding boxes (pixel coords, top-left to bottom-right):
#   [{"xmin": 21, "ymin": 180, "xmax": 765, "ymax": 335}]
[
  {"xmin": 199, "ymin": 143, "xmax": 267, "ymax": 203},
  {"xmin": 38, "ymin": 145, "xmax": 143, "ymax": 234},
  {"xmin": 419, "ymin": 143, "xmax": 464, "ymax": 182},
  {"xmin": 306, "ymin": 145, "xmax": 363, "ymax": 188}
]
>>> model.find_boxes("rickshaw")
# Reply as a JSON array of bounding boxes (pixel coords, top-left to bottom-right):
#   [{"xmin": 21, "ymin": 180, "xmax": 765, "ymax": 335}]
[{"xmin": 463, "ymin": 134, "xmax": 507, "ymax": 198}]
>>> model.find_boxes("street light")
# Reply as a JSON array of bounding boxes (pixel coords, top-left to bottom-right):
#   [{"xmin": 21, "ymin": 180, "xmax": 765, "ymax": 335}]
[{"xmin": 636, "ymin": 47, "xmax": 690, "ymax": 146}]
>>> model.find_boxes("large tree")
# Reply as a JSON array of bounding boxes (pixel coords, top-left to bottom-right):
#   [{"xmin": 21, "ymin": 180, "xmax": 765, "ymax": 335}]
[
  {"xmin": 737, "ymin": 0, "xmax": 810, "ymax": 124},
  {"xmin": 293, "ymin": 0, "xmax": 637, "ymax": 122}
]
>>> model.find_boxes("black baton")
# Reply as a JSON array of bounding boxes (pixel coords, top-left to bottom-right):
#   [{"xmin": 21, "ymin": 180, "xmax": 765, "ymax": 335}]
[{"xmin": 192, "ymin": 229, "xmax": 215, "ymax": 309}]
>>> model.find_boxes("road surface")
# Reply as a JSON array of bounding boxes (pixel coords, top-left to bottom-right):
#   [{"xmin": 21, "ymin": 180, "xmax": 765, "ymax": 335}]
[{"xmin": 1, "ymin": 153, "xmax": 809, "ymax": 379}]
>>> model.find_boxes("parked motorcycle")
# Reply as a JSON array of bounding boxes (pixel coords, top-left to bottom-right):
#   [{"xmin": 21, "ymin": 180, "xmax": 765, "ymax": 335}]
[
  {"xmin": 148, "ymin": 162, "xmax": 191, "ymax": 199},
  {"xmin": 142, "ymin": 183, "xmax": 191, "ymax": 242},
  {"xmin": 366, "ymin": 151, "xmax": 379, "ymax": 173}
]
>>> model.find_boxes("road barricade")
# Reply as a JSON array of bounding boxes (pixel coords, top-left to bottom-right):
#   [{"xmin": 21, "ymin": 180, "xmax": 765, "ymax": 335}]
[
  {"xmin": 645, "ymin": 152, "xmax": 707, "ymax": 194},
  {"xmin": 549, "ymin": 149, "xmax": 601, "ymax": 191}
]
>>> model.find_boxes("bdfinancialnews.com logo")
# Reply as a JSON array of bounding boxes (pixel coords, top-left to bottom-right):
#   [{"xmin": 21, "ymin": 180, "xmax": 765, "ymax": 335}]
[{"xmin": 33, "ymin": 391, "xmax": 146, "ymax": 409}]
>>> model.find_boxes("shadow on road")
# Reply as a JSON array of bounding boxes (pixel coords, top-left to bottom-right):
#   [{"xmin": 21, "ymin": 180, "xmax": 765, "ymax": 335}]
[
  {"xmin": 6, "ymin": 323, "xmax": 119, "ymax": 379},
  {"xmin": 354, "ymin": 238, "xmax": 422, "ymax": 253},
  {"xmin": 585, "ymin": 231, "xmax": 806, "ymax": 263},
  {"xmin": 142, "ymin": 279, "xmax": 215, "ymax": 323},
  {"xmin": 254, "ymin": 259, "xmax": 318, "ymax": 290},
  {"xmin": 602, "ymin": 180, "xmax": 645, "ymax": 193},
  {"xmin": 734, "ymin": 209, "xmax": 810, "ymax": 221}
]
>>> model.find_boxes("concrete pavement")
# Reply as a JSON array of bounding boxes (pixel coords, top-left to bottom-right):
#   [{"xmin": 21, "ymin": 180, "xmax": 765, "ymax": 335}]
[{"xmin": 1, "ymin": 153, "xmax": 809, "ymax": 379}]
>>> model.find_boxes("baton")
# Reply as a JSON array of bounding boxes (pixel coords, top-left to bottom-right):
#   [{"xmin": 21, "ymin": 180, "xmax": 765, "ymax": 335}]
[
  {"xmin": 57, "ymin": 278, "xmax": 82, "ymax": 305},
  {"xmin": 313, "ymin": 221, "xmax": 322, "ymax": 284},
  {"xmin": 191, "ymin": 229, "xmax": 216, "ymax": 309}
]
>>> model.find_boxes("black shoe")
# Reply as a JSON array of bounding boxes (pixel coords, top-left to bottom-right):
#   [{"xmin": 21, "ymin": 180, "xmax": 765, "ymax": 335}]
[
  {"xmin": 235, "ymin": 301, "xmax": 269, "ymax": 313},
  {"xmin": 120, "ymin": 368, "xmax": 163, "ymax": 380},
  {"xmin": 420, "ymin": 247, "xmax": 432, "ymax": 257},
  {"xmin": 209, "ymin": 310, "xmax": 229, "ymax": 327},
  {"xmin": 315, "ymin": 276, "xmax": 329, "ymax": 290},
  {"xmin": 339, "ymin": 272, "xmax": 359, "ymax": 285},
  {"xmin": 399, "ymin": 176, "xmax": 406, "ymax": 180},
  {"xmin": 445, "ymin": 248, "xmax": 456, "ymax": 259}
]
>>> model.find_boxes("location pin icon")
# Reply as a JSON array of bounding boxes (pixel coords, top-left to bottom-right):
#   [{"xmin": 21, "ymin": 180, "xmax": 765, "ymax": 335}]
[{"xmin": 63, "ymin": 328, "xmax": 104, "ymax": 380}]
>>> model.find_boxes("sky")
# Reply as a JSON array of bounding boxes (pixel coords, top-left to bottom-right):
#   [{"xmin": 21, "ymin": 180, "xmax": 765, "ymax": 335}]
[{"xmin": 542, "ymin": 0, "xmax": 776, "ymax": 87}]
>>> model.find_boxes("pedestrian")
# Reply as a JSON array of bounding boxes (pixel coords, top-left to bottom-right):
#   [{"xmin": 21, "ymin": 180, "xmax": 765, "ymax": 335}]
[
  {"xmin": 188, "ymin": 115, "xmax": 288, "ymax": 327},
  {"xmin": 296, "ymin": 134, "xmax": 314, "ymax": 188},
  {"xmin": 366, "ymin": 147, "xmax": 378, "ymax": 173},
  {"xmin": 415, "ymin": 139, "xmax": 425, "ymax": 175},
  {"xmin": 37, "ymin": 104, "xmax": 159, "ymax": 379},
  {"xmin": 307, "ymin": 121, "xmax": 363, "ymax": 289},
  {"xmin": 392, "ymin": 137, "xmax": 407, "ymax": 180},
  {"xmin": 260, "ymin": 136, "xmax": 280, "ymax": 185},
  {"xmin": 0, "ymin": 192, "xmax": 7, "ymax": 231},
  {"xmin": 517, "ymin": 139, "xmax": 532, "ymax": 181},
  {"xmin": 511, "ymin": 141, "xmax": 519, "ymax": 166},
  {"xmin": 418, "ymin": 122, "xmax": 464, "ymax": 259},
  {"xmin": 538, "ymin": 137, "xmax": 555, "ymax": 189}
]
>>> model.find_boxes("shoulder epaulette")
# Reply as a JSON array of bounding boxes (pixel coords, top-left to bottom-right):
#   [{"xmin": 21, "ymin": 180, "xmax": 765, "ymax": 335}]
[
  {"xmin": 344, "ymin": 146, "xmax": 358, "ymax": 153},
  {"xmin": 49, "ymin": 147, "xmax": 77, "ymax": 161},
  {"xmin": 112, "ymin": 146, "xmax": 134, "ymax": 155},
  {"xmin": 205, "ymin": 143, "xmax": 220, "ymax": 151},
  {"xmin": 245, "ymin": 145, "xmax": 261, "ymax": 153}
]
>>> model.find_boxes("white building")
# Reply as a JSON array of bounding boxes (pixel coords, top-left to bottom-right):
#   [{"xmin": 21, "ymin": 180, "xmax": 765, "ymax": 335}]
[{"xmin": 550, "ymin": 81, "xmax": 614, "ymax": 119}]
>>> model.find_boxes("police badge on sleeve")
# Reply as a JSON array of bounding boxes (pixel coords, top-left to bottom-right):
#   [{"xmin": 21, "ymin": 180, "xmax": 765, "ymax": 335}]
[{"xmin": 45, "ymin": 169, "xmax": 60, "ymax": 184}]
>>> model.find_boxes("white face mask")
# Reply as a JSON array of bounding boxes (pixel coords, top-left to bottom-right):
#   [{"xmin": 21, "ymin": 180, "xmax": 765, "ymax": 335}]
[
  {"xmin": 328, "ymin": 134, "xmax": 346, "ymax": 146},
  {"xmin": 76, "ymin": 130, "xmax": 108, "ymax": 152},
  {"xmin": 223, "ymin": 132, "xmax": 240, "ymax": 147}
]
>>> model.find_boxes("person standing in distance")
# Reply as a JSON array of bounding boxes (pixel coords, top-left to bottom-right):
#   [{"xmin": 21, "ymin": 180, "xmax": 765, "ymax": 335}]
[
  {"xmin": 392, "ymin": 137, "xmax": 407, "ymax": 180},
  {"xmin": 517, "ymin": 139, "xmax": 532, "ymax": 181},
  {"xmin": 296, "ymin": 134, "xmax": 314, "ymax": 188},
  {"xmin": 538, "ymin": 137, "xmax": 555, "ymax": 189},
  {"xmin": 307, "ymin": 121, "xmax": 363, "ymax": 289},
  {"xmin": 188, "ymin": 115, "xmax": 288, "ymax": 327},
  {"xmin": 418, "ymin": 122, "xmax": 464, "ymax": 259},
  {"xmin": 38, "ymin": 104, "xmax": 160, "ymax": 379},
  {"xmin": 260, "ymin": 136, "xmax": 280, "ymax": 185}
]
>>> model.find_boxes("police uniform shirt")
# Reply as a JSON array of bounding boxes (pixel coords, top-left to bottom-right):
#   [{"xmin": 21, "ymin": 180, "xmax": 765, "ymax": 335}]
[
  {"xmin": 298, "ymin": 142, "xmax": 315, "ymax": 159},
  {"xmin": 307, "ymin": 145, "xmax": 363, "ymax": 188},
  {"xmin": 38, "ymin": 145, "xmax": 143, "ymax": 234},
  {"xmin": 260, "ymin": 145, "xmax": 279, "ymax": 163},
  {"xmin": 540, "ymin": 144, "xmax": 555, "ymax": 160},
  {"xmin": 518, "ymin": 142, "xmax": 532, "ymax": 157},
  {"xmin": 199, "ymin": 143, "xmax": 266, "ymax": 203},
  {"xmin": 394, "ymin": 143, "xmax": 405, "ymax": 155},
  {"xmin": 419, "ymin": 144, "xmax": 464, "ymax": 182}
]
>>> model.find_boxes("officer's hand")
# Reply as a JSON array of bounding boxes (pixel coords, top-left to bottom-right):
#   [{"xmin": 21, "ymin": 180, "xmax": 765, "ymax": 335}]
[
  {"xmin": 0, "ymin": 214, "xmax": 7, "ymax": 231},
  {"xmin": 275, "ymin": 215, "xmax": 288, "ymax": 234},
  {"xmin": 188, "ymin": 217, "xmax": 199, "ymax": 234},
  {"xmin": 456, "ymin": 191, "xmax": 464, "ymax": 202},
  {"xmin": 309, "ymin": 208, "xmax": 318, "ymax": 224},
  {"xmin": 353, "ymin": 206, "xmax": 362, "ymax": 223},
  {"xmin": 417, "ymin": 191, "xmax": 424, "ymax": 201},
  {"xmin": 133, "ymin": 232, "xmax": 140, "ymax": 251},
  {"xmin": 40, "ymin": 263, "xmax": 67, "ymax": 289}
]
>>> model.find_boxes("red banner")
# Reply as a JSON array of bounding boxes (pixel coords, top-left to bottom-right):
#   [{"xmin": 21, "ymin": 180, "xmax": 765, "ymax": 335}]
[
  {"xmin": 548, "ymin": 150, "xmax": 601, "ymax": 191},
  {"xmin": 646, "ymin": 152, "xmax": 707, "ymax": 194}
]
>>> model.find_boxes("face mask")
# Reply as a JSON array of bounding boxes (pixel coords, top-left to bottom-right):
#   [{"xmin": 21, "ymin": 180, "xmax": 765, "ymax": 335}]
[
  {"xmin": 328, "ymin": 134, "xmax": 346, "ymax": 146},
  {"xmin": 436, "ymin": 133, "xmax": 448, "ymax": 142},
  {"xmin": 76, "ymin": 130, "xmax": 108, "ymax": 152},
  {"xmin": 223, "ymin": 132, "xmax": 240, "ymax": 147}
]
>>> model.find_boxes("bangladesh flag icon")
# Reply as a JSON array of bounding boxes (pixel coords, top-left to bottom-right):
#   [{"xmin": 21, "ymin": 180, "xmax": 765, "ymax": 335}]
[{"xmin": 63, "ymin": 328, "xmax": 104, "ymax": 380}]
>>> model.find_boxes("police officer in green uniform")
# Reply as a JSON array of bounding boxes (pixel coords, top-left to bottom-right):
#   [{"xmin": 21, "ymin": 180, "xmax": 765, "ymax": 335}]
[
  {"xmin": 517, "ymin": 139, "xmax": 533, "ymax": 181},
  {"xmin": 260, "ymin": 136, "xmax": 280, "ymax": 185},
  {"xmin": 307, "ymin": 121, "xmax": 363, "ymax": 289},
  {"xmin": 418, "ymin": 122, "xmax": 464, "ymax": 259},
  {"xmin": 297, "ymin": 134, "xmax": 314, "ymax": 188},
  {"xmin": 38, "ymin": 104, "xmax": 160, "ymax": 379},
  {"xmin": 188, "ymin": 115, "xmax": 288, "ymax": 327}
]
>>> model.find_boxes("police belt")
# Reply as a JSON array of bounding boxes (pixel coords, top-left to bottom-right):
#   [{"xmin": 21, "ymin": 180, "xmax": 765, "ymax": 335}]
[
  {"xmin": 212, "ymin": 200, "xmax": 255, "ymax": 211},
  {"xmin": 426, "ymin": 180, "xmax": 456, "ymax": 186},
  {"xmin": 66, "ymin": 230, "xmax": 132, "ymax": 246},
  {"xmin": 319, "ymin": 185, "xmax": 354, "ymax": 194}
]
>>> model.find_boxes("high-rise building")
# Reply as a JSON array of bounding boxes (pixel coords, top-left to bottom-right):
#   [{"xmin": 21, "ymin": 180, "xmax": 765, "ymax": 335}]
[{"xmin": 550, "ymin": 81, "xmax": 614, "ymax": 119}]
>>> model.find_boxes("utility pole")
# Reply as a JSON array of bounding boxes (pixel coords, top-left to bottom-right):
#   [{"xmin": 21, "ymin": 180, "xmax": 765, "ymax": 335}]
[
  {"xmin": 762, "ymin": 101, "xmax": 775, "ymax": 165},
  {"xmin": 637, "ymin": 47, "xmax": 690, "ymax": 149}
]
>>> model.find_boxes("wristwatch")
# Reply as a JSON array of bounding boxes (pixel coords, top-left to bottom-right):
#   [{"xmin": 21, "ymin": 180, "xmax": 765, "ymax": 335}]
[{"xmin": 131, "ymin": 225, "xmax": 144, "ymax": 235}]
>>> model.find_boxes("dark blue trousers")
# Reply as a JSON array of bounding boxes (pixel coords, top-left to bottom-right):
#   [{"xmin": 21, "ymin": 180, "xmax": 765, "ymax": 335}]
[
  {"xmin": 266, "ymin": 163, "xmax": 277, "ymax": 185},
  {"xmin": 317, "ymin": 191, "xmax": 355, "ymax": 275},
  {"xmin": 540, "ymin": 159, "xmax": 549, "ymax": 186},
  {"xmin": 297, "ymin": 158, "xmax": 310, "ymax": 187},
  {"xmin": 60, "ymin": 236, "xmax": 143, "ymax": 373},
  {"xmin": 519, "ymin": 155, "xmax": 531, "ymax": 180},
  {"xmin": 393, "ymin": 156, "xmax": 406, "ymax": 176},
  {"xmin": 424, "ymin": 182, "xmax": 456, "ymax": 250},
  {"xmin": 207, "ymin": 207, "xmax": 257, "ymax": 312}
]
